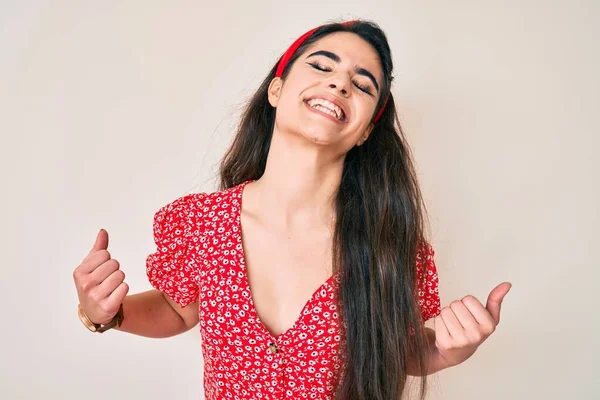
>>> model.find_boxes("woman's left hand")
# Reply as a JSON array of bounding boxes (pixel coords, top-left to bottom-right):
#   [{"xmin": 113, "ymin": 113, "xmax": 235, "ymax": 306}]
[{"xmin": 432, "ymin": 282, "xmax": 512, "ymax": 368}]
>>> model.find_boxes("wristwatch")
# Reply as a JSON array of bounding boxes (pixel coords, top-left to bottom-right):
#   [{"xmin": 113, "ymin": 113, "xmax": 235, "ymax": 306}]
[{"xmin": 78, "ymin": 303, "xmax": 124, "ymax": 333}]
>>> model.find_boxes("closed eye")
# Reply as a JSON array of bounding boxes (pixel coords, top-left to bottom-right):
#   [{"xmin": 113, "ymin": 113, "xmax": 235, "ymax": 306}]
[
  {"xmin": 352, "ymin": 81, "xmax": 372, "ymax": 95},
  {"xmin": 308, "ymin": 61, "xmax": 331, "ymax": 72},
  {"xmin": 307, "ymin": 62, "xmax": 373, "ymax": 96}
]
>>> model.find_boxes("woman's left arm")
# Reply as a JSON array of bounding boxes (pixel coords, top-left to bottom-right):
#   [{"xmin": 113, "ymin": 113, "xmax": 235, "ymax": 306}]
[
  {"xmin": 406, "ymin": 327, "xmax": 453, "ymax": 376},
  {"xmin": 407, "ymin": 282, "xmax": 512, "ymax": 376}
]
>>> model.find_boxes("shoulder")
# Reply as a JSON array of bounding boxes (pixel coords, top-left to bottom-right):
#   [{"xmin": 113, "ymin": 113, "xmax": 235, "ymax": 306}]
[
  {"xmin": 416, "ymin": 241, "xmax": 435, "ymax": 264},
  {"xmin": 158, "ymin": 182, "xmax": 243, "ymax": 211},
  {"xmin": 153, "ymin": 181, "xmax": 248, "ymax": 229},
  {"xmin": 195, "ymin": 181, "xmax": 247, "ymax": 216}
]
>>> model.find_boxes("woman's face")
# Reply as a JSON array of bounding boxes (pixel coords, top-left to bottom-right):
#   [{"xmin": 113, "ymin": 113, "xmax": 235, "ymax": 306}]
[{"xmin": 268, "ymin": 32, "xmax": 384, "ymax": 151}]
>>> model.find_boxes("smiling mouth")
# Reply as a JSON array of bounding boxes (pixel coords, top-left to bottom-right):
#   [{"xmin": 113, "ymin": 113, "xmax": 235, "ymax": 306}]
[{"xmin": 304, "ymin": 98, "xmax": 347, "ymax": 122}]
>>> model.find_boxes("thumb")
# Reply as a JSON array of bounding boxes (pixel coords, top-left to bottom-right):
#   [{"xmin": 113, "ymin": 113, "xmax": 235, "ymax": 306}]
[
  {"xmin": 485, "ymin": 282, "xmax": 512, "ymax": 325},
  {"xmin": 88, "ymin": 228, "xmax": 109, "ymax": 255}
]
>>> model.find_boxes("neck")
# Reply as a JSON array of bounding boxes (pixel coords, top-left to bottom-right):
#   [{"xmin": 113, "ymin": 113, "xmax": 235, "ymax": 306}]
[{"xmin": 249, "ymin": 128, "xmax": 345, "ymax": 231}]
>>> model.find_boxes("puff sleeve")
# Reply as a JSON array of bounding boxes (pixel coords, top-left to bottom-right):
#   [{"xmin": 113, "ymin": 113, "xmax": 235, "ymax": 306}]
[
  {"xmin": 145, "ymin": 193, "xmax": 204, "ymax": 308},
  {"xmin": 415, "ymin": 242, "xmax": 442, "ymax": 322}
]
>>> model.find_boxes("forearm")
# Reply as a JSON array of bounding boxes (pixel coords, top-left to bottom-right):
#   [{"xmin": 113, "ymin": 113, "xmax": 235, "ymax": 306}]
[
  {"xmin": 113, "ymin": 290, "xmax": 191, "ymax": 338},
  {"xmin": 406, "ymin": 327, "xmax": 454, "ymax": 376}
]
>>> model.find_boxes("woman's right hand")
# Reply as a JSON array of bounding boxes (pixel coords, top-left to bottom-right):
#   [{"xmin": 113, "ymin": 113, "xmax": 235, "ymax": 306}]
[{"xmin": 73, "ymin": 229, "xmax": 130, "ymax": 325}]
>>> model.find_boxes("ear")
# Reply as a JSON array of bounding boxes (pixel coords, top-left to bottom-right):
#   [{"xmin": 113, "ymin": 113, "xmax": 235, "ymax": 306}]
[
  {"xmin": 268, "ymin": 77, "xmax": 283, "ymax": 107},
  {"xmin": 357, "ymin": 123, "xmax": 374, "ymax": 146}
]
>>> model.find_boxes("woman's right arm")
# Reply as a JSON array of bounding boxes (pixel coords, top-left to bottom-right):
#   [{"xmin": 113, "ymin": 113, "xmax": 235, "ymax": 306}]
[
  {"xmin": 113, "ymin": 290, "xmax": 198, "ymax": 338},
  {"xmin": 73, "ymin": 229, "xmax": 198, "ymax": 338}
]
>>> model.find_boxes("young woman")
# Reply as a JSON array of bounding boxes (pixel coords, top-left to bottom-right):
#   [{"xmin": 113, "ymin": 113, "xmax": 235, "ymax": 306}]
[{"xmin": 73, "ymin": 19, "xmax": 511, "ymax": 400}]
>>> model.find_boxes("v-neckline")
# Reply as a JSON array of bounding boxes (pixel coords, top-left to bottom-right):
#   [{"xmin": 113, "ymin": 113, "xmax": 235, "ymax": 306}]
[{"xmin": 235, "ymin": 179, "xmax": 337, "ymax": 342}]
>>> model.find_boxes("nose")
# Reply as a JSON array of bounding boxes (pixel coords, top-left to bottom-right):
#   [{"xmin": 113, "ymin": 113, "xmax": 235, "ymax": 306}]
[
  {"xmin": 327, "ymin": 74, "xmax": 351, "ymax": 96},
  {"xmin": 328, "ymin": 83, "xmax": 348, "ymax": 96}
]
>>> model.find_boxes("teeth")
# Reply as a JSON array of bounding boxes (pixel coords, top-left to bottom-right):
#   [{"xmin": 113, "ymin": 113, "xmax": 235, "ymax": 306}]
[{"xmin": 307, "ymin": 98, "xmax": 344, "ymax": 121}]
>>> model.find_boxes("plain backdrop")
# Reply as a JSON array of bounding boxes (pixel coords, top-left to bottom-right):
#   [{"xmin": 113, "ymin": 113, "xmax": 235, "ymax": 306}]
[{"xmin": 1, "ymin": 1, "xmax": 598, "ymax": 399}]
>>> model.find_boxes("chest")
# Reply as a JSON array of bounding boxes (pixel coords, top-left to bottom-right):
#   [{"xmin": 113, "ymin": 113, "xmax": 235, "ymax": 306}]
[{"xmin": 240, "ymin": 211, "xmax": 333, "ymax": 338}]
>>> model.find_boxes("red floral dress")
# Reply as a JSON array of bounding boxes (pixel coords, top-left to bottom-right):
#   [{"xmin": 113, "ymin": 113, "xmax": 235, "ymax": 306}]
[{"xmin": 146, "ymin": 180, "xmax": 441, "ymax": 399}]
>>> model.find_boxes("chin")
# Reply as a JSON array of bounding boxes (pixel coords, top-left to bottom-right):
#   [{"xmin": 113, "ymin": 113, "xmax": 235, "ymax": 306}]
[
  {"xmin": 277, "ymin": 112, "xmax": 343, "ymax": 146},
  {"xmin": 299, "ymin": 125, "xmax": 338, "ymax": 145}
]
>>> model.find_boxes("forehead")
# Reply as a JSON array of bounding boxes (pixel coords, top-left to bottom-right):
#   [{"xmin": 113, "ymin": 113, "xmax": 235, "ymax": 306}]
[{"xmin": 303, "ymin": 32, "xmax": 383, "ymax": 78}]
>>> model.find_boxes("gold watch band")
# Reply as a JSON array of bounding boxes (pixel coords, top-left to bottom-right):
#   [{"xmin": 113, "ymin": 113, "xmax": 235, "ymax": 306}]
[{"xmin": 78, "ymin": 303, "xmax": 124, "ymax": 333}]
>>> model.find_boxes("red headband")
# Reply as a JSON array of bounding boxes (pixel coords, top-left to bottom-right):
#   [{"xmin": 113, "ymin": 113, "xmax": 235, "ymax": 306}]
[{"xmin": 275, "ymin": 20, "xmax": 389, "ymax": 123}]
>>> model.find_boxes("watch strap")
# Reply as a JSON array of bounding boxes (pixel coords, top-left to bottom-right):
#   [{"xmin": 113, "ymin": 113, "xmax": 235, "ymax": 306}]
[
  {"xmin": 78, "ymin": 303, "xmax": 124, "ymax": 333},
  {"xmin": 96, "ymin": 304, "xmax": 124, "ymax": 333}
]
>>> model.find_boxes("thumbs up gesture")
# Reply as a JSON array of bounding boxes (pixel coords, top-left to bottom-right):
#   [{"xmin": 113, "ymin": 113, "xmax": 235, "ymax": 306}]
[
  {"xmin": 72, "ymin": 229, "xmax": 129, "ymax": 325},
  {"xmin": 432, "ymin": 282, "xmax": 512, "ymax": 368}
]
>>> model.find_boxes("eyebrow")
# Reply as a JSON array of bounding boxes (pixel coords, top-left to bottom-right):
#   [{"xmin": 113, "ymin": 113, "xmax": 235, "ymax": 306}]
[{"xmin": 305, "ymin": 50, "xmax": 380, "ymax": 93}]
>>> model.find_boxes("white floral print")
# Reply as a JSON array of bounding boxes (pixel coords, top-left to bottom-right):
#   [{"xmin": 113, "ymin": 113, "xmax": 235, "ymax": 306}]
[{"xmin": 146, "ymin": 180, "xmax": 441, "ymax": 399}]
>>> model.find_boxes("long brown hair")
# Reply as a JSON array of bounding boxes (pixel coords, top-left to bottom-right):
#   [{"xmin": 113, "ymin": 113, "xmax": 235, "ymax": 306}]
[{"xmin": 218, "ymin": 19, "xmax": 432, "ymax": 400}]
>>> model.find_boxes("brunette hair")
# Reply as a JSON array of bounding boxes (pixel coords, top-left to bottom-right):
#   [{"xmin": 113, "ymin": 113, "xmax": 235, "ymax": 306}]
[{"xmin": 218, "ymin": 19, "xmax": 433, "ymax": 400}]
